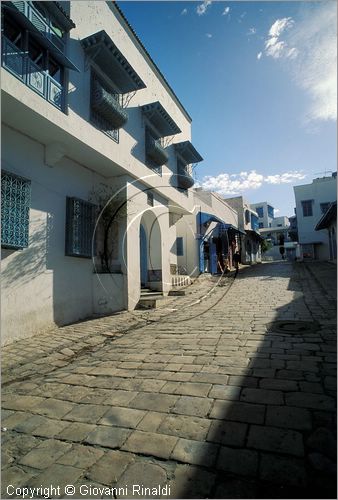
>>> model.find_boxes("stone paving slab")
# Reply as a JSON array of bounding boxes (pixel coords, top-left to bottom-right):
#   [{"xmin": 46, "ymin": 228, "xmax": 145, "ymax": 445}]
[{"xmin": 1, "ymin": 262, "xmax": 337, "ymax": 499}]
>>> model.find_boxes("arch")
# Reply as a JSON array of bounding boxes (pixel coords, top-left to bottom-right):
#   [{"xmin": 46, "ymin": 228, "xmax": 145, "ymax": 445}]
[{"xmin": 139, "ymin": 211, "xmax": 162, "ymax": 288}]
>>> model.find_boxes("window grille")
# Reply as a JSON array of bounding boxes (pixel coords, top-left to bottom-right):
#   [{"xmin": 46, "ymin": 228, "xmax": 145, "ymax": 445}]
[
  {"xmin": 176, "ymin": 237, "xmax": 184, "ymax": 256},
  {"xmin": 65, "ymin": 197, "xmax": 97, "ymax": 258},
  {"xmin": 301, "ymin": 200, "xmax": 313, "ymax": 217},
  {"xmin": 1, "ymin": 170, "xmax": 31, "ymax": 249},
  {"xmin": 90, "ymin": 71, "xmax": 120, "ymax": 142},
  {"xmin": 320, "ymin": 202, "xmax": 330, "ymax": 214}
]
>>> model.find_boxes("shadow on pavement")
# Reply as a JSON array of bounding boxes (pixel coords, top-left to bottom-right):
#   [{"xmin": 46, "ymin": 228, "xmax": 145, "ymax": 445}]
[{"xmin": 180, "ymin": 261, "xmax": 337, "ymax": 499}]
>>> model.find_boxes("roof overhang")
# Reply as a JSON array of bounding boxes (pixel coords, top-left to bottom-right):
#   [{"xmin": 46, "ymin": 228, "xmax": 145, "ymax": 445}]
[
  {"xmin": 3, "ymin": 2, "xmax": 79, "ymax": 71},
  {"xmin": 221, "ymin": 223, "xmax": 246, "ymax": 236},
  {"xmin": 142, "ymin": 101, "xmax": 181, "ymax": 138},
  {"xmin": 198, "ymin": 212, "xmax": 245, "ymax": 235},
  {"xmin": 81, "ymin": 30, "xmax": 146, "ymax": 93},
  {"xmin": 246, "ymin": 229, "xmax": 264, "ymax": 240},
  {"xmin": 315, "ymin": 202, "xmax": 337, "ymax": 231},
  {"xmin": 47, "ymin": 2, "xmax": 76, "ymax": 30},
  {"xmin": 174, "ymin": 141, "xmax": 203, "ymax": 165}
]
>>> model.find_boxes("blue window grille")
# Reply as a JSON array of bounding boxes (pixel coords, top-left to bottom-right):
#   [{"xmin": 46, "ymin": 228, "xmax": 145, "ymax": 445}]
[
  {"xmin": 256, "ymin": 206, "xmax": 264, "ymax": 218},
  {"xmin": 251, "ymin": 213, "xmax": 259, "ymax": 231},
  {"xmin": 176, "ymin": 237, "xmax": 184, "ymax": 256},
  {"xmin": 1, "ymin": 170, "xmax": 31, "ymax": 249},
  {"xmin": 65, "ymin": 197, "xmax": 97, "ymax": 258}
]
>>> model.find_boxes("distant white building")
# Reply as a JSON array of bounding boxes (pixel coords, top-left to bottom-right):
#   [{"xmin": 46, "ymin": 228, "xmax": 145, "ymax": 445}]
[
  {"xmin": 1, "ymin": 1, "xmax": 203, "ymax": 344},
  {"xmin": 293, "ymin": 174, "xmax": 337, "ymax": 260},
  {"xmin": 223, "ymin": 196, "xmax": 262, "ymax": 265},
  {"xmin": 250, "ymin": 201, "xmax": 274, "ymax": 229},
  {"xmin": 175, "ymin": 189, "xmax": 240, "ymax": 276}
]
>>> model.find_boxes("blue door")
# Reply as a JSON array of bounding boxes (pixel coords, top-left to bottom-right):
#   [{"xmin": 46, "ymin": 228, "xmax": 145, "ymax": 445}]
[{"xmin": 140, "ymin": 224, "xmax": 147, "ymax": 286}]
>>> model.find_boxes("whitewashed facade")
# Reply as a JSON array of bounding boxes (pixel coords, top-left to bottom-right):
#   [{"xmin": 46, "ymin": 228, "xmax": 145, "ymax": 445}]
[
  {"xmin": 293, "ymin": 174, "xmax": 337, "ymax": 260},
  {"xmin": 175, "ymin": 189, "xmax": 239, "ymax": 276},
  {"xmin": 1, "ymin": 1, "xmax": 203, "ymax": 344}
]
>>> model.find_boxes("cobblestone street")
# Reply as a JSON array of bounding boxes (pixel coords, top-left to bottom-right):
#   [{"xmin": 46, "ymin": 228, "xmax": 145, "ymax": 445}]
[{"xmin": 1, "ymin": 261, "xmax": 337, "ymax": 499}]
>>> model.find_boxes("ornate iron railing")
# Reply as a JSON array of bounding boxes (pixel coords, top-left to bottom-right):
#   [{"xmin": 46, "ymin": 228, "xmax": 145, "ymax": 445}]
[
  {"xmin": 145, "ymin": 134, "xmax": 168, "ymax": 166},
  {"xmin": 65, "ymin": 197, "xmax": 97, "ymax": 258},
  {"xmin": 12, "ymin": 1, "xmax": 65, "ymax": 52},
  {"xmin": 2, "ymin": 36, "xmax": 64, "ymax": 110},
  {"xmin": 1, "ymin": 170, "xmax": 31, "ymax": 249},
  {"xmin": 176, "ymin": 164, "xmax": 194, "ymax": 190},
  {"xmin": 91, "ymin": 78, "xmax": 128, "ymax": 129}
]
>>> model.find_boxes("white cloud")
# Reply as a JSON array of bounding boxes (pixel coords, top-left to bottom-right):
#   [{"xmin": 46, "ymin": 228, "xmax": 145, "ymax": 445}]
[
  {"xmin": 198, "ymin": 170, "xmax": 306, "ymax": 195},
  {"xmin": 265, "ymin": 172, "xmax": 306, "ymax": 184},
  {"xmin": 222, "ymin": 6, "xmax": 230, "ymax": 16},
  {"xmin": 263, "ymin": 17, "xmax": 297, "ymax": 59},
  {"xmin": 257, "ymin": 52, "xmax": 262, "ymax": 60},
  {"xmin": 196, "ymin": 0, "xmax": 212, "ymax": 16},
  {"xmin": 269, "ymin": 17, "xmax": 294, "ymax": 38},
  {"xmin": 181, "ymin": 8, "xmax": 188, "ymax": 15},
  {"xmin": 288, "ymin": 2, "xmax": 337, "ymax": 122},
  {"xmin": 206, "ymin": 33, "xmax": 212, "ymax": 38},
  {"xmin": 261, "ymin": 4, "xmax": 337, "ymax": 123},
  {"xmin": 247, "ymin": 27, "xmax": 257, "ymax": 36}
]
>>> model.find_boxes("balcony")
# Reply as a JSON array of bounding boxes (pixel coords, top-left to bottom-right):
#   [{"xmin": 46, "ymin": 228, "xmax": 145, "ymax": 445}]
[
  {"xmin": 91, "ymin": 79, "xmax": 128, "ymax": 129},
  {"xmin": 3, "ymin": 1, "xmax": 78, "ymax": 70},
  {"xmin": 176, "ymin": 165, "xmax": 194, "ymax": 190},
  {"xmin": 2, "ymin": 36, "xmax": 64, "ymax": 110},
  {"xmin": 146, "ymin": 135, "xmax": 169, "ymax": 166}
]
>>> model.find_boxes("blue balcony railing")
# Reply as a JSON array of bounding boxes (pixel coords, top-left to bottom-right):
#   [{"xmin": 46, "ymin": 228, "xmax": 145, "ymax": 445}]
[
  {"xmin": 2, "ymin": 36, "xmax": 64, "ymax": 110},
  {"xmin": 12, "ymin": 1, "xmax": 65, "ymax": 52}
]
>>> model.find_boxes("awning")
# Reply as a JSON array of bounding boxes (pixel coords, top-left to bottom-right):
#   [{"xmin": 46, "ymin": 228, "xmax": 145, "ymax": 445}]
[
  {"xmin": 246, "ymin": 229, "xmax": 264, "ymax": 241},
  {"xmin": 141, "ymin": 101, "xmax": 181, "ymax": 138},
  {"xmin": 81, "ymin": 30, "xmax": 146, "ymax": 93},
  {"xmin": 220, "ymin": 223, "xmax": 246, "ymax": 236},
  {"xmin": 4, "ymin": 2, "xmax": 79, "ymax": 72},
  {"xmin": 174, "ymin": 141, "xmax": 203, "ymax": 165},
  {"xmin": 315, "ymin": 202, "xmax": 337, "ymax": 231},
  {"xmin": 198, "ymin": 212, "xmax": 245, "ymax": 235},
  {"xmin": 199, "ymin": 212, "xmax": 224, "ymax": 226}
]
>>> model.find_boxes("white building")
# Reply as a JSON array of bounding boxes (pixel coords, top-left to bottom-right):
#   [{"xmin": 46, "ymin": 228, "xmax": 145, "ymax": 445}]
[
  {"xmin": 223, "ymin": 196, "xmax": 262, "ymax": 265},
  {"xmin": 315, "ymin": 202, "xmax": 337, "ymax": 261},
  {"xmin": 293, "ymin": 174, "xmax": 337, "ymax": 260},
  {"xmin": 250, "ymin": 201, "xmax": 274, "ymax": 229},
  {"xmin": 1, "ymin": 1, "xmax": 203, "ymax": 344},
  {"xmin": 175, "ymin": 189, "xmax": 239, "ymax": 276}
]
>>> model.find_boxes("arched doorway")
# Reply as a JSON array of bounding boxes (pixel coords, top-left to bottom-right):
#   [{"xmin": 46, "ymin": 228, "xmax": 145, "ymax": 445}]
[
  {"xmin": 139, "ymin": 212, "xmax": 163, "ymax": 289},
  {"xmin": 139, "ymin": 224, "xmax": 147, "ymax": 286}
]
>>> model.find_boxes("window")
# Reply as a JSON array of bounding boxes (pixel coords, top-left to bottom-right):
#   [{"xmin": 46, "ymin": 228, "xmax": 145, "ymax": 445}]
[
  {"xmin": 1, "ymin": 171, "xmax": 31, "ymax": 249},
  {"xmin": 256, "ymin": 206, "xmax": 264, "ymax": 218},
  {"xmin": 65, "ymin": 197, "xmax": 97, "ymax": 258},
  {"xmin": 145, "ymin": 127, "xmax": 167, "ymax": 174},
  {"xmin": 147, "ymin": 192, "xmax": 154, "ymax": 206},
  {"xmin": 245, "ymin": 210, "xmax": 250, "ymax": 224},
  {"xmin": 277, "ymin": 224, "xmax": 282, "ymax": 227},
  {"xmin": 268, "ymin": 205, "xmax": 274, "ymax": 219},
  {"xmin": 176, "ymin": 237, "xmax": 184, "ymax": 256},
  {"xmin": 90, "ymin": 71, "xmax": 128, "ymax": 142},
  {"xmin": 301, "ymin": 200, "xmax": 313, "ymax": 217},
  {"xmin": 258, "ymin": 222, "xmax": 263, "ymax": 228},
  {"xmin": 320, "ymin": 202, "xmax": 330, "ymax": 214}
]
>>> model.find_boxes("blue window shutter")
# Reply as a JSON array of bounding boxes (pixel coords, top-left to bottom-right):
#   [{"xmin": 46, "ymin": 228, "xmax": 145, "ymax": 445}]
[
  {"xmin": 65, "ymin": 197, "xmax": 97, "ymax": 258},
  {"xmin": 176, "ymin": 237, "xmax": 183, "ymax": 256},
  {"xmin": 1, "ymin": 171, "xmax": 31, "ymax": 249}
]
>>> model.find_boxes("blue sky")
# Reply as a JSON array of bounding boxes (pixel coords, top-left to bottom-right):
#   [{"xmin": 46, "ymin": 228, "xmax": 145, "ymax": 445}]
[{"xmin": 120, "ymin": 1, "xmax": 337, "ymax": 217}]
